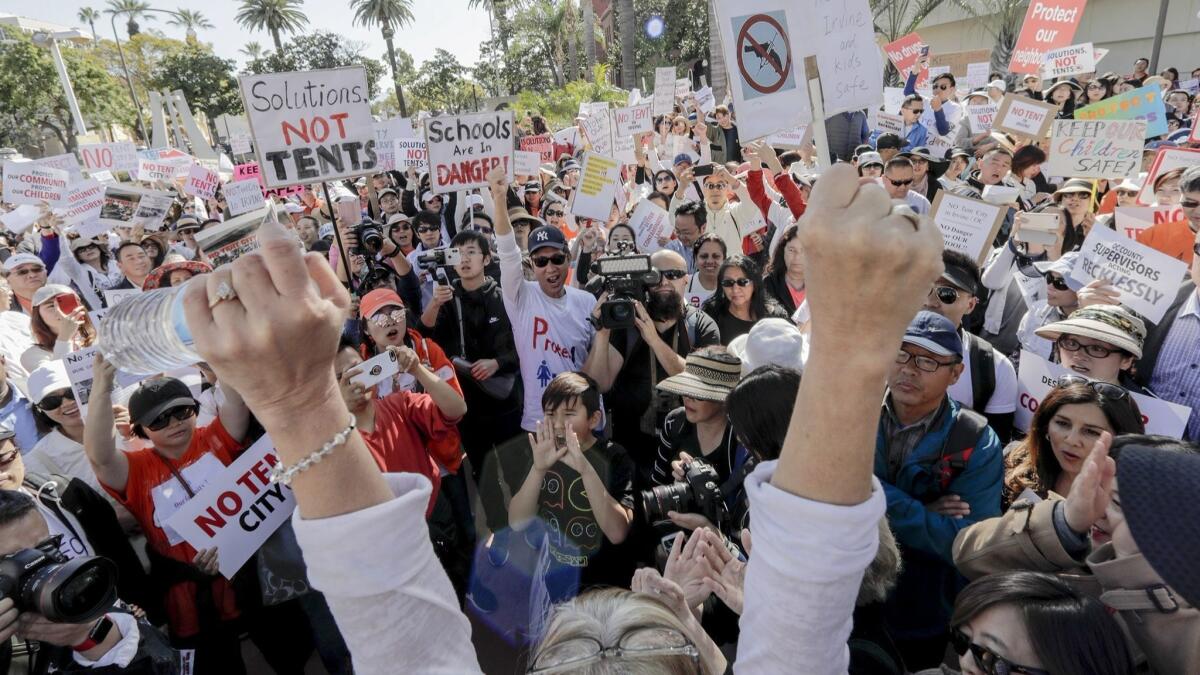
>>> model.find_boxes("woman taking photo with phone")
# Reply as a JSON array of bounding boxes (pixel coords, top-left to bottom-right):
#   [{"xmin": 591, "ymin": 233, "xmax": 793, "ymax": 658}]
[{"xmin": 20, "ymin": 284, "xmax": 96, "ymax": 372}]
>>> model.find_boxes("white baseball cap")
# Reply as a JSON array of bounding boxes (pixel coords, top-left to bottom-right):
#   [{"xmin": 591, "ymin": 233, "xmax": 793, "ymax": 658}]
[
  {"xmin": 2, "ymin": 253, "xmax": 45, "ymax": 273},
  {"xmin": 27, "ymin": 360, "xmax": 71, "ymax": 406},
  {"xmin": 726, "ymin": 318, "xmax": 808, "ymax": 375},
  {"xmin": 987, "ymin": 79, "xmax": 1006, "ymax": 92}
]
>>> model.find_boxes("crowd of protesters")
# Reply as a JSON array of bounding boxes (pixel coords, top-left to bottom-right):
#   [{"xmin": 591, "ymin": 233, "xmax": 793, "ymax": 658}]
[{"xmin": 0, "ymin": 48, "xmax": 1198, "ymax": 675}]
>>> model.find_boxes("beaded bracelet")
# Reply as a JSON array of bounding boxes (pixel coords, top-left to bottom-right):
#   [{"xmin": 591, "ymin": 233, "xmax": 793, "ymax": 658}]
[{"xmin": 268, "ymin": 417, "xmax": 358, "ymax": 486}]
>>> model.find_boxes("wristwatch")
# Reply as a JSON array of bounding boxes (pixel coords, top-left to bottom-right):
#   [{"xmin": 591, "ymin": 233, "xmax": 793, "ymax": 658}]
[{"xmin": 72, "ymin": 615, "xmax": 115, "ymax": 652}]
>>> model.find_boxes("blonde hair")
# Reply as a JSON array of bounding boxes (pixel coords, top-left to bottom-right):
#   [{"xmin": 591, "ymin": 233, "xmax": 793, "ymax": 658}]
[
  {"xmin": 532, "ymin": 588, "xmax": 701, "ymax": 674},
  {"xmin": 856, "ymin": 518, "xmax": 902, "ymax": 606}
]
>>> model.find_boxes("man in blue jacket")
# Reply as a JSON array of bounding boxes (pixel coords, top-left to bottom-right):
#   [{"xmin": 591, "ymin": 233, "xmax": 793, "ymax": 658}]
[{"xmin": 874, "ymin": 310, "xmax": 1002, "ymax": 670}]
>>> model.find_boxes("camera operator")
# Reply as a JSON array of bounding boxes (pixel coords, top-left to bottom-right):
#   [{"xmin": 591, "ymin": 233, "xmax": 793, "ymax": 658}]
[
  {"xmin": 332, "ymin": 218, "xmax": 422, "ymax": 311},
  {"xmin": 583, "ymin": 250, "xmax": 720, "ymax": 482},
  {"xmin": 406, "ymin": 211, "xmax": 451, "ymax": 309}
]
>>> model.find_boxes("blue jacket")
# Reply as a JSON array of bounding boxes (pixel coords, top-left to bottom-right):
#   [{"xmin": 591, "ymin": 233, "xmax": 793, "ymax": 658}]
[
  {"xmin": 875, "ymin": 396, "xmax": 1002, "ymax": 640},
  {"xmin": 868, "ymin": 122, "xmax": 929, "ymax": 153}
]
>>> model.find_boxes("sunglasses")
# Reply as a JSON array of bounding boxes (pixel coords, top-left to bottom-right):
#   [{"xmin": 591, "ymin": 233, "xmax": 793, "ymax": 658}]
[
  {"xmin": 0, "ymin": 445, "xmax": 17, "ymax": 465},
  {"xmin": 531, "ymin": 253, "xmax": 567, "ymax": 267},
  {"xmin": 887, "ymin": 177, "xmax": 914, "ymax": 187},
  {"xmin": 703, "ymin": 182, "xmax": 729, "ymax": 191},
  {"xmin": 1044, "ymin": 274, "xmax": 1070, "ymax": 291},
  {"xmin": 1056, "ymin": 336, "xmax": 1123, "ymax": 360},
  {"xmin": 1194, "ymin": 241, "xmax": 1200, "ymax": 257},
  {"xmin": 720, "ymin": 277, "xmax": 753, "ymax": 288},
  {"xmin": 929, "ymin": 285, "xmax": 960, "ymax": 304},
  {"xmin": 544, "ymin": 209, "xmax": 565, "ymax": 218},
  {"xmin": 74, "ymin": 244, "xmax": 100, "ymax": 253},
  {"xmin": 1056, "ymin": 372, "xmax": 1129, "ymax": 400},
  {"xmin": 38, "ymin": 389, "xmax": 76, "ymax": 412},
  {"xmin": 146, "ymin": 406, "xmax": 197, "ymax": 432},
  {"xmin": 12, "ymin": 266, "xmax": 44, "ymax": 276},
  {"xmin": 655, "ymin": 176, "xmax": 675, "ymax": 183},
  {"xmin": 416, "ymin": 226, "xmax": 440, "ymax": 234},
  {"xmin": 934, "ymin": 84, "xmax": 951, "ymax": 91},
  {"xmin": 1087, "ymin": 83, "xmax": 1104, "ymax": 89},
  {"xmin": 474, "ymin": 226, "xmax": 494, "ymax": 235},
  {"xmin": 370, "ymin": 308, "xmax": 406, "ymax": 327},
  {"xmin": 909, "ymin": 108, "xmax": 925, "ymax": 114},
  {"xmin": 1180, "ymin": 198, "xmax": 1200, "ymax": 209},
  {"xmin": 657, "ymin": 269, "xmax": 687, "ymax": 280},
  {"xmin": 950, "ymin": 629, "xmax": 1050, "ymax": 675}
]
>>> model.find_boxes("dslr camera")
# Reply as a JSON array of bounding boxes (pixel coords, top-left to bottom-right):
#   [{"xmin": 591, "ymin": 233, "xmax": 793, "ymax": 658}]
[
  {"xmin": 0, "ymin": 536, "xmax": 118, "ymax": 623},
  {"xmin": 641, "ymin": 458, "xmax": 726, "ymax": 528},
  {"xmin": 416, "ymin": 247, "xmax": 462, "ymax": 286},
  {"xmin": 591, "ymin": 253, "xmax": 661, "ymax": 330},
  {"xmin": 354, "ymin": 219, "xmax": 385, "ymax": 255}
]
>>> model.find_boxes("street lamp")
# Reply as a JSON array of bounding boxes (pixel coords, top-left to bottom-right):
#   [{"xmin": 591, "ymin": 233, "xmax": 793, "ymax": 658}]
[
  {"xmin": 31, "ymin": 29, "xmax": 92, "ymax": 138},
  {"xmin": 109, "ymin": 6, "xmax": 189, "ymax": 142}
]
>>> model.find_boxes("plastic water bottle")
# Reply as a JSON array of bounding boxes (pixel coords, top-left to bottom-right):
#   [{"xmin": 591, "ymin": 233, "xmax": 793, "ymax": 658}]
[{"xmin": 98, "ymin": 285, "xmax": 200, "ymax": 375}]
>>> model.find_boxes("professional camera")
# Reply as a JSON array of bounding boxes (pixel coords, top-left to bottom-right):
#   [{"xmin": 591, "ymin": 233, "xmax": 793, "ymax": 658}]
[
  {"xmin": 641, "ymin": 458, "xmax": 726, "ymax": 527},
  {"xmin": 354, "ymin": 220, "xmax": 385, "ymax": 255},
  {"xmin": 590, "ymin": 253, "xmax": 661, "ymax": 329},
  {"xmin": 0, "ymin": 536, "xmax": 117, "ymax": 623}
]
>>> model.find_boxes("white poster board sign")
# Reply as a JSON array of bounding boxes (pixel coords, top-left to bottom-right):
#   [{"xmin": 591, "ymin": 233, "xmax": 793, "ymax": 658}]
[
  {"xmin": 653, "ymin": 67, "xmax": 676, "ymax": 116},
  {"xmin": 394, "ymin": 138, "xmax": 428, "ymax": 170},
  {"xmin": 1045, "ymin": 119, "xmax": 1145, "ymax": 179},
  {"xmin": 812, "ymin": 0, "xmax": 883, "ymax": 115},
  {"xmin": 1040, "ymin": 42, "xmax": 1095, "ymax": 79},
  {"xmin": 875, "ymin": 112, "xmax": 903, "ymax": 136},
  {"xmin": 930, "ymin": 192, "xmax": 1007, "ymax": 265},
  {"xmin": 424, "ymin": 111, "xmax": 515, "ymax": 194},
  {"xmin": 184, "ymin": 164, "xmax": 220, "ymax": 199},
  {"xmin": 514, "ymin": 150, "xmax": 542, "ymax": 176},
  {"xmin": 79, "ymin": 142, "xmax": 139, "ymax": 174},
  {"xmin": 580, "ymin": 109, "xmax": 613, "ymax": 157},
  {"xmin": 614, "ymin": 104, "xmax": 654, "ymax": 137},
  {"xmin": 59, "ymin": 179, "xmax": 105, "ymax": 227},
  {"xmin": 2, "ymin": 163, "xmax": 68, "ymax": 207},
  {"xmin": 1070, "ymin": 224, "xmax": 1189, "ymax": 323},
  {"xmin": 966, "ymin": 104, "xmax": 999, "ymax": 134},
  {"xmin": 1113, "ymin": 205, "xmax": 1185, "ymax": 240},
  {"xmin": 223, "ymin": 179, "xmax": 266, "ymax": 217},
  {"xmin": 627, "ymin": 199, "xmax": 671, "ymax": 253}
]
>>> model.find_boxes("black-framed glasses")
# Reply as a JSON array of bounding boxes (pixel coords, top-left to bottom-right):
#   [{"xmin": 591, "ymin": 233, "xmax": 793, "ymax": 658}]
[
  {"xmin": 1044, "ymin": 274, "xmax": 1070, "ymax": 291},
  {"xmin": 74, "ymin": 244, "xmax": 100, "ymax": 254},
  {"xmin": 531, "ymin": 253, "xmax": 567, "ymax": 267},
  {"xmin": 887, "ymin": 177, "xmax": 913, "ymax": 187},
  {"xmin": 370, "ymin": 309, "xmax": 406, "ymax": 327},
  {"xmin": 895, "ymin": 350, "xmax": 961, "ymax": 373},
  {"xmin": 720, "ymin": 277, "xmax": 752, "ymax": 288},
  {"xmin": 657, "ymin": 269, "xmax": 687, "ymax": 280},
  {"xmin": 1055, "ymin": 372, "xmax": 1129, "ymax": 400},
  {"xmin": 527, "ymin": 627, "xmax": 699, "ymax": 674},
  {"xmin": 950, "ymin": 629, "xmax": 1051, "ymax": 675},
  {"xmin": 1055, "ymin": 336, "xmax": 1122, "ymax": 360},
  {"xmin": 146, "ymin": 406, "xmax": 197, "ymax": 432},
  {"xmin": 929, "ymin": 285, "xmax": 960, "ymax": 304},
  {"xmin": 473, "ymin": 226, "xmax": 495, "ymax": 235},
  {"xmin": 908, "ymin": 108, "xmax": 925, "ymax": 114},
  {"xmin": 38, "ymin": 389, "xmax": 76, "ymax": 412}
]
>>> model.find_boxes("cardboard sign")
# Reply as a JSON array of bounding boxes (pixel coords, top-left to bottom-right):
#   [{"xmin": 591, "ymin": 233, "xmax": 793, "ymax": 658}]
[
  {"xmin": 520, "ymin": 134, "xmax": 554, "ymax": 164},
  {"xmin": 930, "ymin": 192, "xmax": 1007, "ymax": 265},
  {"xmin": 813, "ymin": 0, "xmax": 882, "ymax": 115},
  {"xmin": 568, "ymin": 152, "xmax": 620, "ymax": 222},
  {"xmin": 930, "ymin": 49, "xmax": 994, "ymax": 80},
  {"xmin": 652, "ymin": 67, "xmax": 676, "ymax": 116},
  {"xmin": 1045, "ymin": 119, "xmax": 1146, "ymax": 179},
  {"xmin": 514, "ymin": 150, "xmax": 542, "ymax": 177},
  {"xmin": 614, "ymin": 104, "xmax": 654, "ymax": 137},
  {"xmin": 875, "ymin": 112, "xmax": 903, "ymax": 137},
  {"xmin": 195, "ymin": 202, "xmax": 275, "ymax": 268},
  {"xmin": 627, "ymin": 199, "xmax": 671, "ymax": 254},
  {"xmin": 1075, "ymin": 85, "xmax": 1168, "ymax": 138},
  {"xmin": 184, "ymin": 164, "xmax": 220, "ymax": 199},
  {"xmin": 883, "ymin": 33, "xmax": 927, "ymax": 87},
  {"xmin": 580, "ymin": 109, "xmax": 613, "ymax": 156},
  {"xmin": 993, "ymin": 94, "xmax": 1057, "ymax": 139},
  {"xmin": 1015, "ymin": 350, "xmax": 1191, "ymax": 437},
  {"xmin": 350, "ymin": 350, "xmax": 400, "ymax": 388},
  {"xmin": 1114, "ymin": 205, "xmax": 1186, "ymax": 240},
  {"xmin": 965, "ymin": 62, "xmax": 991, "ymax": 91},
  {"xmin": 966, "ymin": 104, "xmax": 999, "ymax": 134},
  {"xmin": 1009, "ymin": 0, "xmax": 1088, "ymax": 74},
  {"xmin": 238, "ymin": 67, "xmax": 376, "ymax": 188},
  {"xmin": 424, "ymin": 111, "xmax": 515, "ymax": 194},
  {"xmin": 79, "ymin": 142, "xmax": 138, "ymax": 174},
  {"xmin": 1070, "ymin": 224, "xmax": 1189, "ymax": 323},
  {"xmin": 393, "ymin": 139, "xmax": 428, "ymax": 170},
  {"xmin": 1040, "ymin": 42, "xmax": 1094, "ymax": 79},
  {"xmin": 1136, "ymin": 147, "xmax": 1200, "ymax": 206},
  {"xmin": 2, "ymin": 163, "xmax": 68, "ymax": 207},
  {"xmin": 59, "ymin": 179, "xmax": 106, "ymax": 227},
  {"xmin": 166, "ymin": 436, "xmax": 297, "ymax": 579},
  {"xmin": 223, "ymin": 179, "xmax": 266, "ymax": 217}
]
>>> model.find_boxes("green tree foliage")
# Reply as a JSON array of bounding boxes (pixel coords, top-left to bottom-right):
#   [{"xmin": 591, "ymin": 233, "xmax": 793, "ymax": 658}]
[
  {"xmin": 244, "ymin": 32, "xmax": 387, "ymax": 99},
  {"xmin": 515, "ymin": 65, "xmax": 628, "ymax": 128},
  {"xmin": 151, "ymin": 46, "xmax": 242, "ymax": 118},
  {"xmin": 93, "ymin": 32, "xmax": 191, "ymax": 109},
  {"xmin": 409, "ymin": 49, "xmax": 474, "ymax": 113}
]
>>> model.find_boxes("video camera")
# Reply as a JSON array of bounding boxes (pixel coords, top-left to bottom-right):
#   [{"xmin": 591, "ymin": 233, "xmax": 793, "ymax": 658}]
[
  {"xmin": 416, "ymin": 247, "xmax": 462, "ymax": 286},
  {"xmin": 640, "ymin": 458, "xmax": 727, "ymax": 529},
  {"xmin": 590, "ymin": 253, "xmax": 661, "ymax": 329},
  {"xmin": 0, "ymin": 536, "xmax": 118, "ymax": 623}
]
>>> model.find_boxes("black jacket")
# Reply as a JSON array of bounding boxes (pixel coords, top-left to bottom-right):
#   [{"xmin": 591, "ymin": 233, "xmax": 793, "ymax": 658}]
[
  {"xmin": 0, "ymin": 610, "xmax": 181, "ymax": 675},
  {"xmin": 761, "ymin": 274, "xmax": 801, "ymax": 318},
  {"xmin": 1135, "ymin": 281, "xmax": 1197, "ymax": 388}
]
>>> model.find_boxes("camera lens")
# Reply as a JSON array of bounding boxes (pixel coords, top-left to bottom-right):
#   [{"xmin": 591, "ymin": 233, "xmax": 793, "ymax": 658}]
[
  {"xmin": 640, "ymin": 482, "xmax": 694, "ymax": 524},
  {"xmin": 29, "ymin": 556, "xmax": 118, "ymax": 623}
]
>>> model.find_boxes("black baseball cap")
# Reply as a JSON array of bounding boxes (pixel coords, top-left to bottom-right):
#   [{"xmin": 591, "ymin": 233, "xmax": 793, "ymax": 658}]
[
  {"xmin": 527, "ymin": 225, "xmax": 568, "ymax": 254},
  {"xmin": 129, "ymin": 377, "xmax": 197, "ymax": 427},
  {"xmin": 876, "ymin": 133, "xmax": 904, "ymax": 151}
]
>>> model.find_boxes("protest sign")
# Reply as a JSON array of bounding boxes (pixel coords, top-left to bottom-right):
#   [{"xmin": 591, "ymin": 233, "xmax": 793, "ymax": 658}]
[
  {"xmin": 103, "ymin": 289, "xmax": 141, "ymax": 308},
  {"xmin": 675, "ymin": 78, "xmax": 691, "ymax": 97},
  {"xmin": 875, "ymin": 112, "xmax": 903, "ymax": 137},
  {"xmin": 514, "ymin": 150, "xmax": 542, "ymax": 177},
  {"xmin": 627, "ymin": 199, "xmax": 671, "ymax": 254},
  {"xmin": 372, "ymin": 117, "xmax": 417, "ymax": 170},
  {"xmin": 579, "ymin": 109, "xmax": 613, "ymax": 156},
  {"xmin": 569, "ymin": 152, "xmax": 621, "ymax": 222},
  {"xmin": 966, "ymin": 104, "xmax": 999, "ymax": 134},
  {"xmin": 97, "ymin": 185, "xmax": 168, "ymax": 230},
  {"xmin": 23, "ymin": 154, "xmax": 82, "ymax": 183},
  {"xmin": 1075, "ymin": 85, "xmax": 1168, "ymax": 138},
  {"xmin": 394, "ymin": 138, "xmax": 428, "ymax": 169},
  {"xmin": 224, "ymin": 179, "xmax": 266, "ymax": 217},
  {"xmin": 1136, "ymin": 147, "xmax": 1200, "ymax": 206},
  {"xmin": 929, "ymin": 49, "xmax": 994, "ymax": 80},
  {"xmin": 137, "ymin": 148, "xmax": 194, "ymax": 178},
  {"xmin": 62, "ymin": 347, "xmax": 139, "ymax": 417},
  {"xmin": 90, "ymin": 170, "xmax": 116, "ymax": 184},
  {"xmin": 2, "ymin": 163, "xmax": 68, "ymax": 207},
  {"xmin": 930, "ymin": 192, "xmax": 1007, "ymax": 265},
  {"xmin": 133, "ymin": 194, "xmax": 173, "ymax": 232},
  {"xmin": 713, "ymin": 0, "xmax": 812, "ymax": 141},
  {"xmin": 78, "ymin": 142, "xmax": 138, "ymax": 174},
  {"xmin": 230, "ymin": 134, "xmax": 252, "ymax": 155},
  {"xmin": 614, "ymin": 104, "xmax": 654, "ymax": 137},
  {"xmin": 1070, "ymin": 224, "xmax": 1188, "ymax": 323},
  {"xmin": 1044, "ymin": 119, "xmax": 1145, "ymax": 179},
  {"xmin": 232, "ymin": 162, "xmax": 305, "ymax": 200},
  {"xmin": 520, "ymin": 134, "xmax": 554, "ymax": 164},
  {"xmin": 1009, "ymin": 0, "xmax": 1088, "ymax": 74},
  {"xmin": 1015, "ymin": 350, "xmax": 1191, "ymax": 437},
  {"xmin": 965, "ymin": 62, "xmax": 991, "ymax": 91},
  {"xmin": 136, "ymin": 157, "xmax": 175, "ymax": 183},
  {"xmin": 195, "ymin": 202, "xmax": 276, "ymax": 268},
  {"xmin": 883, "ymin": 33, "xmax": 927, "ymax": 88},
  {"xmin": 813, "ymin": 0, "xmax": 883, "ymax": 115},
  {"xmin": 1181, "ymin": 78, "xmax": 1200, "ymax": 95},
  {"xmin": 765, "ymin": 125, "xmax": 809, "ymax": 148},
  {"xmin": 184, "ymin": 163, "xmax": 220, "ymax": 199},
  {"xmin": 424, "ymin": 111, "xmax": 515, "ymax": 194},
  {"xmin": 238, "ymin": 67, "xmax": 376, "ymax": 188},
  {"xmin": 1040, "ymin": 42, "xmax": 1094, "ymax": 79},
  {"xmin": 166, "ymin": 436, "xmax": 296, "ymax": 579},
  {"xmin": 1114, "ymin": 205, "xmax": 1186, "ymax": 240},
  {"xmin": 693, "ymin": 87, "xmax": 716, "ymax": 114},
  {"xmin": 652, "ymin": 67, "xmax": 676, "ymax": 116},
  {"xmin": 993, "ymin": 94, "xmax": 1057, "ymax": 139},
  {"xmin": 0, "ymin": 204, "xmax": 42, "ymax": 234},
  {"xmin": 59, "ymin": 180, "xmax": 105, "ymax": 227}
]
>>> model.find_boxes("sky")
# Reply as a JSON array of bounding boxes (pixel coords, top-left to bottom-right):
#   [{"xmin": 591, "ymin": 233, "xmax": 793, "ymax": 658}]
[{"xmin": 0, "ymin": 0, "xmax": 494, "ymax": 71}]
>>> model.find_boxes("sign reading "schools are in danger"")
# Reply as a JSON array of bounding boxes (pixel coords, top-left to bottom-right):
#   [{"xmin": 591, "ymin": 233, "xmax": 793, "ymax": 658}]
[{"xmin": 424, "ymin": 111, "xmax": 515, "ymax": 194}]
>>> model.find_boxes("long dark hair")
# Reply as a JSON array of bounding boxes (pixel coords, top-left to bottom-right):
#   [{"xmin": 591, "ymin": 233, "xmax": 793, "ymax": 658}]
[
  {"xmin": 727, "ymin": 365, "xmax": 800, "ymax": 462},
  {"xmin": 766, "ymin": 225, "xmax": 800, "ymax": 284},
  {"xmin": 73, "ymin": 240, "xmax": 111, "ymax": 270},
  {"xmin": 30, "ymin": 293, "xmax": 97, "ymax": 350},
  {"xmin": 701, "ymin": 255, "xmax": 779, "ymax": 321},
  {"xmin": 951, "ymin": 571, "xmax": 1135, "ymax": 675},
  {"xmin": 653, "ymin": 169, "xmax": 678, "ymax": 197},
  {"xmin": 531, "ymin": 115, "xmax": 549, "ymax": 135}
]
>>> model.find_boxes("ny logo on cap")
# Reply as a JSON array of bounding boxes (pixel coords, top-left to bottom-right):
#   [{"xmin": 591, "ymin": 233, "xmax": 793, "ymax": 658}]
[{"xmin": 535, "ymin": 230, "xmax": 549, "ymax": 241}]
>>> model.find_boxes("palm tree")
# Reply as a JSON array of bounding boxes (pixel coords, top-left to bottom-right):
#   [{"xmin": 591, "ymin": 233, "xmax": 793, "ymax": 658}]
[
  {"xmin": 234, "ymin": 0, "xmax": 309, "ymax": 52},
  {"xmin": 167, "ymin": 9, "xmax": 214, "ymax": 43},
  {"xmin": 564, "ymin": 0, "xmax": 578, "ymax": 81},
  {"xmin": 240, "ymin": 42, "xmax": 265, "ymax": 60},
  {"xmin": 706, "ymin": 0, "xmax": 725, "ymax": 101},
  {"xmin": 468, "ymin": 0, "xmax": 509, "ymax": 53},
  {"xmin": 617, "ymin": 0, "xmax": 635, "ymax": 88},
  {"xmin": 105, "ymin": 0, "xmax": 153, "ymax": 38},
  {"xmin": 77, "ymin": 7, "xmax": 101, "ymax": 44},
  {"xmin": 581, "ymin": 0, "xmax": 595, "ymax": 76},
  {"xmin": 350, "ymin": 0, "xmax": 415, "ymax": 117}
]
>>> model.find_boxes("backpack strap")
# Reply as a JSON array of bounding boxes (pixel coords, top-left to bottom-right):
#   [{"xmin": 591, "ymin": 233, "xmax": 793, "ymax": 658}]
[
  {"xmin": 932, "ymin": 409, "xmax": 989, "ymax": 493},
  {"xmin": 964, "ymin": 332, "xmax": 996, "ymax": 413}
]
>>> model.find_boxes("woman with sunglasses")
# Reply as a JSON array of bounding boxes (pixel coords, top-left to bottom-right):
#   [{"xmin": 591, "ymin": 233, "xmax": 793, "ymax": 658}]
[
  {"xmin": 1043, "ymin": 80, "xmax": 1080, "ymax": 119},
  {"xmin": 1082, "ymin": 78, "xmax": 1112, "ymax": 104},
  {"xmin": 47, "ymin": 233, "xmax": 123, "ymax": 312},
  {"xmin": 20, "ymin": 285, "xmax": 95, "ymax": 373},
  {"xmin": 139, "ymin": 232, "xmax": 170, "ymax": 270},
  {"xmin": 1015, "ymin": 253, "xmax": 1081, "ymax": 360},
  {"xmin": 762, "ymin": 225, "xmax": 805, "ymax": 318},
  {"xmin": 701, "ymin": 255, "xmax": 788, "ymax": 346},
  {"xmin": 1001, "ymin": 380, "xmax": 1143, "ymax": 510}
]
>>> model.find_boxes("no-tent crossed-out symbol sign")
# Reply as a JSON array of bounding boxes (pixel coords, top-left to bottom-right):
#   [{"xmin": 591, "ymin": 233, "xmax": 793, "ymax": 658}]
[{"xmin": 733, "ymin": 11, "xmax": 796, "ymax": 101}]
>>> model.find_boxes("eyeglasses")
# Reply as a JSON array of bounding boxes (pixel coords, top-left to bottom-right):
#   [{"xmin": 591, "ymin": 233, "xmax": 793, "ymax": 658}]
[
  {"xmin": 1055, "ymin": 337, "xmax": 1124, "ymax": 361},
  {"xmin": 0, "ymin": 446, "xmax": 17, "ymax": 465},
  {"xmin": 703, "ymin": 182, "xmax": 729, "ymax": 191},
  {"xmin": 909, "ymin": 108, "xmax": 925, "ymax": 114},
  {"xmin": 887, "ymin": 177, "xmax": 914, "ymax": 187},
  {"xmin": 1061, "ymin": 193, "xmax": 1087, "ymax": 201},
  {"xmin": 720, "ymin": 277, "xmax": 752, "ymax": 288},
  {"xmin": 950, "ymin": 629, "xmax": 1051, "ymax": 675},
  {"xmin": 929, "ymin": 285, "xmax": 960, "ymax": 304},
  {"xmin": 1056, "ymin": 372, "xmax": 1130, "ymax": 400},
  {"xmin": 1044, "ymin": 274, "xmax": 1070, "ymax": 291},
  {"xmin": 934, "ymin": 84, "xmax": 951, "ymax": 91},
  {"xmin": 370, "ymin": 309, "xmax": 406, "ymax": 327},
  {"xmin": 895, "ymin": 350, "xmax": 961, "ymax": 373},
  {"xmin": 531, "ymin": 253, "xmax": 567, "ymax": 267},
  {"xmin": 473, "ymin": 226, "xmax": 495, "ymax": 235},
  {"xmin": 1194, "ymin": 241, "xmax": 1200, "ymax": 257},
  {"xmin": 74, "ymin": 244, "xmax": 100, "ymax": 253},
  {"xmin": 389, "ymin": 223, "xmax": 412, "ymax": 232},
  {"xmin": 544, "ymin": 209, "xmax": 565, "ymax": 218},
  {"xmin": 657, "ymin": 269, "xmax": 687, "ymax": 280},
  {"xmin": 527, "ymin": 627, "xmax": 699, "ymax": 674},
  {"xmin": 1180, "ymin": 198, "xmax": 1200, "ymax": 209},
  {"xmin": 12, "ymin": 266, "xmax": 44, "ymax": 277},
  {"xmin": 416, "ymin": 226, "xmax": 440, "ymax": 234},
  {"xmin": 1087, "ymin": 83, "xmax": 1105, "ymax": 89},
  {"xmin": 146, "ymin": 406, "xmax": 197, "ymax": 432},
  {"xmin": 38, "ymin": 389, "xmax": 76, "ymax": 412}
]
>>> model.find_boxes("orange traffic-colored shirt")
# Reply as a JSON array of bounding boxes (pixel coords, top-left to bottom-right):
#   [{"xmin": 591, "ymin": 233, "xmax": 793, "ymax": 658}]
[{"xmin": 1136, "ymin": 219, "xmax": 1197, "ymax": 264}]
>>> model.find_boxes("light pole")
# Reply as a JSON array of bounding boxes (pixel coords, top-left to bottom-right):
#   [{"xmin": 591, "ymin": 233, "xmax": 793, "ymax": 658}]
[
  {"xmin": 31, "ymin": 30, "xmax": 92, "ymax": 138},
  {"xmin": 109, "ymin": 7, "xmax": 189, "ymax": 143}
]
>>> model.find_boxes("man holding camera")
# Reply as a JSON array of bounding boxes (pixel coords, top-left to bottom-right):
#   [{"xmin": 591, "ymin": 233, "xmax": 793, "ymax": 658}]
[{"xmin": 584, "ymin": 250, "xmax": 720, "ymax": 483}]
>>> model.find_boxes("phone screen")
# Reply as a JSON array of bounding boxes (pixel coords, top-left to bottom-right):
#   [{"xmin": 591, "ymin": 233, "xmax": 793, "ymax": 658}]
[{"xmin": 56, "ymin": 294, "xmax": 80, "ymax": 315}]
